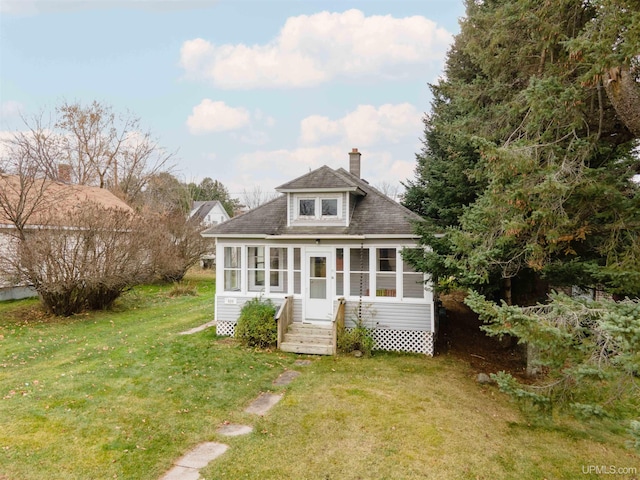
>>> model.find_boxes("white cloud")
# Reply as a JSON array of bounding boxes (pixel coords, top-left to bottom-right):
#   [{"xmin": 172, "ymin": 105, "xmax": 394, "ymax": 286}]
[
  {"xmin": 300, "ymin": 103, "xmax": 422, "ymax": 147},
  {"xmin": 179, "ymin": 9, "xmax": 452, "ymax": 89},
  {"xmin": 187, "ymin": 99, "xmax": 250, "ymax": 134}
]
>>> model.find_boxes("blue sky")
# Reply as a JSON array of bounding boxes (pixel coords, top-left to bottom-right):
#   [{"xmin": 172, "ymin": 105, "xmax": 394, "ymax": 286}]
[{"xmin": 0, "ymin": 0, "xmax": 466, "ymax": 199}]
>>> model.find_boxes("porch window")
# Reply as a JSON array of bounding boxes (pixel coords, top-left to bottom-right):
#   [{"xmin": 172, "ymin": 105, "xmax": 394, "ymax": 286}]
[
  {"xmin": 293, "ymin": 248, "xmax": 301, "ymax": 294},
  {"xmin": 402, "ymin": 250, "xmax": 424, "ymax": 298},
  {"xmin": 376, "ymin": 248, "xmax": 396, "ymax": 297},
  {"xmin": 349, "ymin": 247, "xmax": 370, "ymax": 296},
  {"xmin": 336, "ymin": 248, "xmax": 344, "ymax": 296},
  {"xmin": 270, "ymin": 247, "xmax": 288, "ymax": 292},
  {"xmin": 223, "ymin": 246, "xmax": 241, "ymax": 292},
  {"xmin": 248, "ymin": 246, "xmax": 265, "ymax": 292}
]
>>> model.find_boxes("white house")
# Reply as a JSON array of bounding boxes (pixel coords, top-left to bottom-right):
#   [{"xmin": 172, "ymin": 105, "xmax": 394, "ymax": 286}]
[
  {"xmin": 202, "ymin": 149, "xmax": 436, "ymax": 355},
  {"xmin": 189, "ymin": 201, "xmax": 231, "ymax": 268},
  {"xmin": 189, "ymin": 200, "xmax": 230, "ymax": 227}
]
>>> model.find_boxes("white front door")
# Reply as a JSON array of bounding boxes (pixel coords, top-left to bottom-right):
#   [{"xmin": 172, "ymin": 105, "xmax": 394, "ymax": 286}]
[{"xmin": 304, "ymin": 249, "xmax": 333, "ymax": 322}]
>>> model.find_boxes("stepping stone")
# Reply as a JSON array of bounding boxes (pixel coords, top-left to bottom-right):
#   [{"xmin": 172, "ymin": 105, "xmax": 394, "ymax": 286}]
[
  {"xmin": 179, "ymin": 320, "xmax": 216, "ymax": 335},
  {"xmin": 174, "ymin": 442, "xmax": 228, "ymax": 469},
  {"xmin": 273, "ymin": 370, "xmax": 300, "ymax": 386},
  {"xmin": 159, "ymin": 465, "xmax": 201, "ymax": 480},
  {"xmin": 244, "ymin": 393, "xmax": 283, "ymax": 415},
  {"xmin": 217, "ymin": 423, "xmax": 253, "ymax": 437},
  {"xmin": 294, "ymin": 359, "xmax": 312, "ymax": 366}
]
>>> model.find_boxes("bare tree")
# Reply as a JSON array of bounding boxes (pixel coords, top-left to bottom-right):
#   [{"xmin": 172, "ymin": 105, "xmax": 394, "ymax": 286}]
[
  {"xmin": 241, "ymin": 185, "xmax": 279, "ymax": 210},
  {"xmin": 145, "ymin": 209, "xmax": 210, "ymax": 283},
  {"xmin": 375, "ymin": 180, "xmax": 402, "ymax": 202},
  {"xmin": 0, "ymin": 113, "xmax": 66, "ymax": 237},
  {"xmin": 55, "ymin": 101, "xmax": 174, "ymax": 204}
]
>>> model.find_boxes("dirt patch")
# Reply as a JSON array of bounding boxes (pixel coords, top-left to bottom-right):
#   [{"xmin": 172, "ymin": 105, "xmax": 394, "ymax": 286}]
[{"xmin": 437, "ymin": 291, "xmax": 527, "ymax": 379}]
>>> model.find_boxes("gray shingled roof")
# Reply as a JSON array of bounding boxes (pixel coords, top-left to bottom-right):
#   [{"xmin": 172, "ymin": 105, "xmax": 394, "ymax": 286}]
[
  {"xmin": 276, "ymin": 165, "xmax": 361, "ymax": 192},
  {"xmin": 202, "ymin": 166, "xmax": 421, "ymax": 238},
  {"xmin": 190, "ymin": 200, "xmax": 225, "ymax": 223}
]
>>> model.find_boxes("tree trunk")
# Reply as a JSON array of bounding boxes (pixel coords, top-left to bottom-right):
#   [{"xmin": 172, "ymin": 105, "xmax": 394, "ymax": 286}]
[
  {"xmin": 605, "ymin": 65, "xmax": 640, "ymax": 137},
  {"xmin": 504, "ymin": 277, "xmax": 512, "ymax": 306}
]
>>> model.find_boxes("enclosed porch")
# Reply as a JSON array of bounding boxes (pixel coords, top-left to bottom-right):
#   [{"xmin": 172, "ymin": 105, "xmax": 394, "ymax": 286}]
[{"xmin": 214, "ymin": 239, "xmax": 436, "ymax": 356}]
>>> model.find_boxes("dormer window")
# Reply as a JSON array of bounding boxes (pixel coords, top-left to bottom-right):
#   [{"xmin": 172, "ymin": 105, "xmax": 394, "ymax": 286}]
[
  {"xmin": 299, "ymin": 199, "xmax": 316, "ymax": 217},
  {"xmin": 321, "ymin": 199, "xmax": 338, "ymax": 216},
  {"xmin": 294, "ymin": 195, "xmax": 342, "ymax": 221}
]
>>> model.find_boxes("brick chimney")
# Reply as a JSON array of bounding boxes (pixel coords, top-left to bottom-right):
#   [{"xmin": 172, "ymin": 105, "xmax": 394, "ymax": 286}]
[{"xmin": 349, "ymin": 148, "xmax": 361, "ymax": 178}]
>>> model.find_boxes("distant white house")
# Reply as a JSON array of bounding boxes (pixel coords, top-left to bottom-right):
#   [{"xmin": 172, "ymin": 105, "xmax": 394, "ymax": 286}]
[
  {"xmin": 189, "ymin": 201, "xmax": 231, "ymax": 268},
  {"xmin": 189, "ymin": 201, "xmax": 230, "ymax": 227}
]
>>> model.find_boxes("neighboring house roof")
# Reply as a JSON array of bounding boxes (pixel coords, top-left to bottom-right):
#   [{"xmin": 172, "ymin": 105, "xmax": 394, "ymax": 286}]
[
  {"xmin": 0, "ymin": 174, "xmax": 132, "ymax": 227},
  {"xmin": 203, "ymin": 166, "xmax": 421, "ymax": 238},
  {"xmin": 189, "ymin": 200, "xmax": 229, "ymax": 224}
]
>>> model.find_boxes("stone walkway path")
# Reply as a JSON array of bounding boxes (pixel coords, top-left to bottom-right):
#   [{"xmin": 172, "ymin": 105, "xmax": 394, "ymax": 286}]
[
  {"xmin": 178, "ymin": 320, "xmax": 217, "ymax": 336},
  {"xmin": 159, "ymin": 339, "xmax": 312, "ymax": 480}
]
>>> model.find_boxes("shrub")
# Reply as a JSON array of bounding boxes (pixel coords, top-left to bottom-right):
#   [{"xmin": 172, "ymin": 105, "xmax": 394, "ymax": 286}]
[
  {"xmin": 234, "ymin": 297, "xmax": 277, "ymax": 348},
  {"xmin": 338, "ymin": 304, "xmax": 376, "ymax": 356},
  {"xmin": 338, "ymin": 324, "xmax": 375, "ymax": 356}
]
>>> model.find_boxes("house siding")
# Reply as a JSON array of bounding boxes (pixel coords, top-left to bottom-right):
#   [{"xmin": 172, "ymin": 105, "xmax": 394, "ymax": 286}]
[
  {"xmin": 215, "ymin": 294, "xmax": 300, "ymax": 336},
  {"xmin": 339, "ymin": 300, "xmax": 432, "ymax": 331},
  {"xmin": 335, "ymin": 299, "xmax": 434, "ymax": 355}
]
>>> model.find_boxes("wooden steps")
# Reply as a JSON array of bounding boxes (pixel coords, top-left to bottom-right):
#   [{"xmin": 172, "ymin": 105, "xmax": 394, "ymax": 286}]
[{"xmin": 280, "ymin": 323, "xmax": 334, "ymax": 355}]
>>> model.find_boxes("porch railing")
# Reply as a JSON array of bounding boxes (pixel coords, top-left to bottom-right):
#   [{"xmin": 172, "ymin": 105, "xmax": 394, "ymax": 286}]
[
  {"xmin": 332, "ymin": 297, "xmax": 346, "ymax": 354},
  {"xmin": 275, "ymin": 295, "xmax": 294, "ymax": 349}
]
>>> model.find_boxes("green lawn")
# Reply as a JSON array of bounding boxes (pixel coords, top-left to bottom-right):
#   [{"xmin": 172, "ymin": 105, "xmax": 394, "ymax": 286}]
[{"xmin": 0, "ymin": 274, "xmax": 637, "ymax": 479}]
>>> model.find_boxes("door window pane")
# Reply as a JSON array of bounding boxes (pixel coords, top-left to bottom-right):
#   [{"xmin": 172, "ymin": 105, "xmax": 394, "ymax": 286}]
[
  {"xmin": 309, "ymin": 256, "xmax": 327, "ymax": 299},
  {"xmin": 310, "ymin": 256, "xmax": 326, "ymax": 278}
]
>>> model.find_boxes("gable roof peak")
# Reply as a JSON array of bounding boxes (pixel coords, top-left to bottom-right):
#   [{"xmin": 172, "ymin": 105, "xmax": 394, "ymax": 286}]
[{"xmin": 275, "ymin": 164, "xmax": 360, "ymax": 192}]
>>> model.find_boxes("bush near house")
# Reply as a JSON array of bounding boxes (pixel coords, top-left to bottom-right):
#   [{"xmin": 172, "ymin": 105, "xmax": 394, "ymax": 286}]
[{"xmin": 234, "ymin": 297, "xmax": 277, "ymax": 348}]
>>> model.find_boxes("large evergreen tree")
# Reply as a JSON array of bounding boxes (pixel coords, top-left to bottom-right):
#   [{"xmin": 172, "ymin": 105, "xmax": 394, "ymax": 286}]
[
  {"xmin": 405, "ymin": 0, "xmax": 640, "ymax": 300},
  {"xmin": 404, "ymin": 0, "xmax": 640, "ymax": 419}
]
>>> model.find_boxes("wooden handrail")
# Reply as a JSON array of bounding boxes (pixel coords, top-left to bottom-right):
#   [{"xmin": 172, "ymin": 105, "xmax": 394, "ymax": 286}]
[
  {"xmin": 275, "ymin": 295, "xmax": 294, "ymax": 349},
  {"xmin": 331, "ymin": 297, "xmax": 346, "ymax": 354}
]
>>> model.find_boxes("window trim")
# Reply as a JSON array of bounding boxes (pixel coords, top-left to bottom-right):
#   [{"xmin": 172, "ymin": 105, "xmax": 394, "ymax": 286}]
[{"xmin": 294, "ymin": 194, "xmax": 342, "ymax": 221}]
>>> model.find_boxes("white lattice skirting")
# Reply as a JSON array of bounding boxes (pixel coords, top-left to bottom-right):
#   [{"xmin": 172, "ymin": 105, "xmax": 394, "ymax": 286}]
[
  {"xmin": 346, "ymin": 328, "xmax": 434, "ymax": 356},
  {"xmin": 217, "ymin": 322, "xmax": 434, "ymax": 356},
  {"xmin": 373, "ymin": 329, "xmax": 434, "ymax": 356},
  {"xmin": 217, "ymin": 321, "xmax": 236, "ymax": 337}
]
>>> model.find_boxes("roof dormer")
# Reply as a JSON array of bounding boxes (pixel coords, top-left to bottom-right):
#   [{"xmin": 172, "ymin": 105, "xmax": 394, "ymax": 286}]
[{"xmin": 275, "ymin": 151, "xmax": 367, "ymax": 228}]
